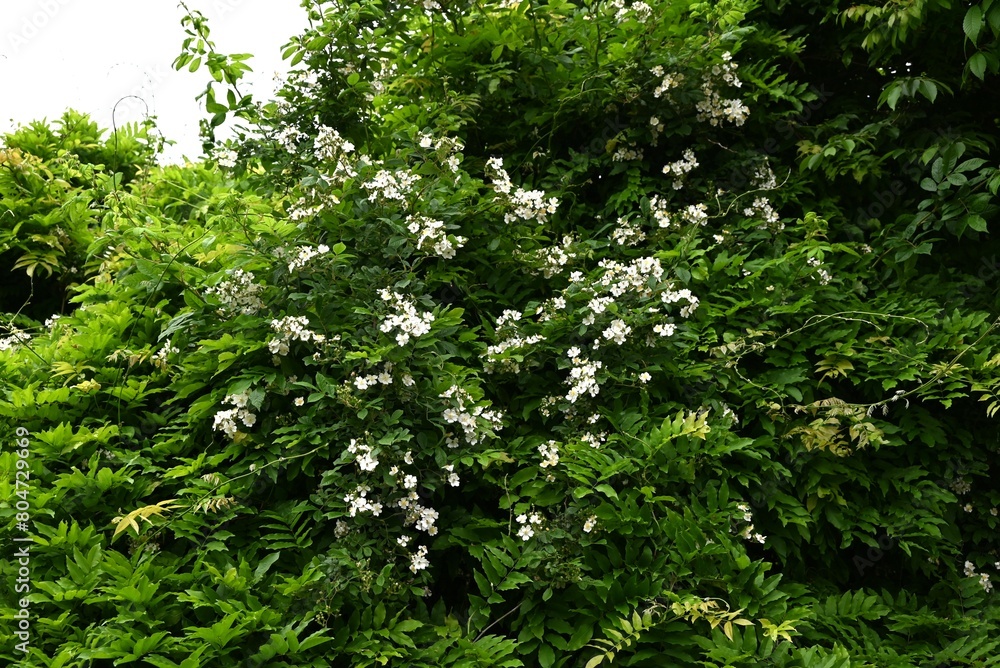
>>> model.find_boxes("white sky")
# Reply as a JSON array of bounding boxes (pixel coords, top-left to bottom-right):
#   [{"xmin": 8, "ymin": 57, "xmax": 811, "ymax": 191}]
[{"xmin": 0, "ymin": 0, "xmax": 307, "ymax": 164}]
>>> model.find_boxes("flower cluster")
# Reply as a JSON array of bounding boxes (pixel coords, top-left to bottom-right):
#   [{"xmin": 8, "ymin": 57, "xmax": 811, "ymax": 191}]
[
  {"xmin": 806, "ymin": 257, "xmax": 832, "ymax": 285},
  {"xmin": 152, "ymin": 343, "xmax": 180, "ymax": 371},
  {"xmin": 496, "ymin": 309, "xmax": 522, "ymax": 330},
  {"xmin": 949, "ymin": 477, "xmax": 972, "ymax": 494},
  {"xmin": 417, "ymin": 132, "xmax": 465, "ymax": 173},
  {"xmin": 486, "ymin": 157, "xmax": 560, "ymax": 224},
  {"xmin": 268, "ymin": 315, "xmax": 326, "ymax": 356},
  {"xmin": 363, "ymin": 168, "xmax": 421, "ymax": 203},
  {"xmin": 206, "ymin": 269, "xmax": 265, "ymax": 315},
  {"xmin": 583, "ymin": 515, "xmax": 598, "ymax": 533},
  {"xmin": 346, "ymin": 438, "xmax": 379, "ymax": 471},
  {"xmin": 516, "ymin": 512, "xmax": 543, "ymax": 540},
  {"xmin": 661, "ymin": 287, "xmax": 700, "ymax": 317},
  {"xmin": 608, "ymin": 0, "xmax": 653, "ymax": 22},
  {"xmin": 653, "ymin": 323, "xmax": 676, "ymax": 337},
  {"xmin": 211, "ymin": 146, "xmax": 238, "ymax": 168},
  {"xmin": 565, "ymin": 347, "xmax": 604, "ymax": 403},
  {"xmin": 743, "ymin": 196, "xmax": 781, "ymax": 230},
  {"xmin": 314, "ymin": 125, "xmax": 355, "ymax": 162},
  {"xmin": 409, "ymin": 545, "xmax": 430, "ymax": 573},
  {"xmin": 695, "ymin": 52, "xmax": 749, "ymax": 126},
  {"xmin": 287, "ymin": 182, "xmax": 339, "ymax": 222},
  {"xmin": 735, "ymin": 502, "xmax": 766, "ymax": 543},
  {"xmin": 612, "ymin": 143, "xmax": 644, "ymax": 162},
  {"xmin": 288, "ymin": 244, "xmax": 330, "ymax": 272},
  {"xmin": 378, "ymin": 289, "xmax": 435, "ymax": 346},
  {"xmin": 964, "ymin": 560, "xmax": 994, "ymax": 592},
  {"xmin": 277, "ymin": 125, "xmax": 308, "ymax": 153},
  {"xmin": 519, "ymin": 235, "xmax": 577, "ymax": 278},
  {"xmin": 753, "ymin": 162, "xmax": 778, "ymax": 190},
  {"xmin": 593, "ymin": 256, "xmax": 665, "ymax": 298},
  {"xmin": 650, "ymin": 66, "xmax": 684, "ymax": 98},
  {"xmin": 352, "ymin": 363, "xmax": 395, "ymax": 391},
  {"xmin": 398, "ymin": 494, "xmax": 439, "ymax": 536},
  {"xmin": 406, "ymin": 214, "xmax": 467, "ymax": 259},
  {"xmin": 663, "ymin": 149, "xmax": 699, "ymax": 189},
  {"xmin": 213, "ymin": 390, "xmax": 257, "ymax": 439},
  {"xmin": 649, "ymin": 195, "xmax": 672, "ymax": 228},
  {"xmin": 440, "ymin": 385, "xmax": 505, "ymax": 446},
  {"xmin": 345, "ymin": 485, "xmax": 383, "ymax": 517},
  {"xmin": 611, "ymin": 216, "xmax": 646, "ymax": 246},
  {"xmin": 538, "ymin": 441, "xmax": 559, "ymax": 468},
  {"xmin": 681, "ymin": 203, "xmax": 709, "ymax": 226},
  {"xmin": 443, "ymin": 463, "xmax": 460, "ymax": 487},
  {"xmin": 581, "ymin": 431, "xmax": 608, "ymax": 448},
  {"xmin": 284, "ymin": 127, "xmax": 357, "ymax": 220},
  {"xmin": 601, "ymin": 318, "xmax": 632, "ymax": 346}
]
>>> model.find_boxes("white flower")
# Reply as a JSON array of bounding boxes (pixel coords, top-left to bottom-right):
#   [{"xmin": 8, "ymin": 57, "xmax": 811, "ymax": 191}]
[
  {"xmin": 206, "ymin": 269, "xmax": 265, "ymax": 315},
  {"xmin": 379, "ymin": 289, "xmax": 436, "ymax": 346},
  {"xmin": 363, "ymin": 168, "xmax": 421, "ymax": 202},
  {"xmin": 402, "ymin": 374, "xmax": 415, "ymax": 387},
  {"xmin": 294, "ymin": 397, "xmax": 305, "ymax": 406},
  {"xmin": 213, "ymin": 147, "xmax": 238, "ymax": 168},
  {"xmin": 653, "ymin": 323, "xmax": 676, "ymax": 337},
  {"xmin": 410, "ymin": 545, "xmax": 430, "ymax": 572},
  {"xmin": 357, "ymin": 452, "xmax": 379, "ymax": 471},
  {"xmin": 517, "ymin": 524, "xmax": 534, "ymax": 540},
  {"xmin": 288, "ymin": 244, "xmax": 331, "ymax": 272},
  {"xmin": 602, "ymin": 318, "xmax": 632, "ymax": 345},
  {"xmin": 403, "ymin": 475, "xmax": 418, "ymax": 489},
  {"xmin": 538, "ymin": 441, "xmax": 559, "ymax": 468},
  {"xmin": 583, "ymin": 515, "xmax": 597, "ymax": 533},
  {"xmin": 638, "ymin": 372, "xmax": 651, "ymax": 383}
]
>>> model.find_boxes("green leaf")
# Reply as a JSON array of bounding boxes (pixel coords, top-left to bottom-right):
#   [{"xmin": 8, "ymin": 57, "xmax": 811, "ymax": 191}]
[
  {"xmin": 254, "ymin": 552, "xmax": 281, "ymax": 581},
  {"xmin": 967, "ymin": 214, "xmax": 988, "ymax": 232},
  {"xmin": 509, "ymin": 466, "xmax": 538, "ymax": 489},
  {"xmin": 931, "ymin": 158, "xmax": 945, "ymax": 182},
  {"xmin": 969, "ymin": 52, "xmax": 988, "ymax": 79},
  {"xmin": 918, "ymin": 79, "xmax": 937, "ymax": 103},
  {"xmin": 538, "ymin": 643, "xmax": 555, "ymax": 668},
  {"xmin": 882, "ymin": 83, "xmax": 902, "ymax": 110},
  {"xmin": 568, "ymin": 624, "xmax": 594, "ymax": 650},
  {"xmin": 596, "ymin": 484, "xmax": 618, "ymax": 499},
  {"xmin": 965, "ymin": 5, "xmax": 984, "ymax": 43}
]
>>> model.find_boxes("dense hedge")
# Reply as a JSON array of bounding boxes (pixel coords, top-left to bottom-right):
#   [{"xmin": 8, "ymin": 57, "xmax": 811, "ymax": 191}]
[{"xmin": 2, "ymin": 0, "xmax": 999, "ymax": 666}]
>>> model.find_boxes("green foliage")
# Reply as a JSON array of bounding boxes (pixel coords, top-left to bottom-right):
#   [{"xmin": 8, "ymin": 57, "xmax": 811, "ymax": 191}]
[{"xmin": 3, "ymin": 0, "xmax": 1000, "ymax": 665}]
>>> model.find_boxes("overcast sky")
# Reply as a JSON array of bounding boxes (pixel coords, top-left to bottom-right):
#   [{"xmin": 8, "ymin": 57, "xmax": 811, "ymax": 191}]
[{"xmin": 0, "ymin": 0, "xmax": 307, "ymax": 164}]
